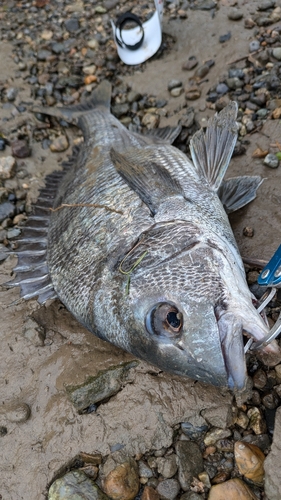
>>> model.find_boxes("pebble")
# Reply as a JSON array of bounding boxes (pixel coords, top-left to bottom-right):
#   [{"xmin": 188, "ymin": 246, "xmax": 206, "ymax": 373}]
[
  {"xmin": 263, "ymin": 153, "xmax": 279, "ymax": 168},
  {"xmin": 142, "ymin": 486, "xmax": 160, "ymax": 500},
  {"xmin": 22, "ymin": 317, "xmax": 45, "ymax": 347},
  {"xmin": 141, "ymin": 113, "xmax": 160, "ymax": 129},
  {"xmin": 182, "ymin": 57, "xmax": 198, "ymax": 71},
  {"xmin": 219, "ymin": 32, "xmax": 232, "ymax": 43},
  {"xmin": 64, "ymin": 18, "xmax": 80, "ymax": 33},
  {"xmin": 181, "ymin": 420, "xmax": 208, "ymax": 439},
  {"xmin": 156, "ymin": 479, "xmax": 180, "ymax": 500},
  {"xmin": 258, "ymin": 0, "xmax": 276, "ymax": 10},
  {"xmin": 262, "ymin": 390, "xmax": 279, "ymax": 409},
  {"xmin": 0, "ymin": 138, "xmax": 6, "ymax": 150},
  {"xmin": 247, "ymin": 407, "xmax": 267, "ymax": 435},
  {"xmin": 226, "ymin": 77, "xmax": 244, "ymax": 89},
  {"xmin": 216, "ymin": 83, "xmax": 229, "ymax": 95},
  {"xmin": 170, "ymin": 88, "xmax": 183, "ymax": 98},
  {"xmin": 228, "ymin": 8, "xmax": 244, "ymax": 21},
  {"xmin": 156, "ymin": 455, "xmax": 177, "ymax": 479},
  {"xmin": 272, "ymin": 47, "xmax": 281, "ymax": 60},
  {"xmin": 3, "ymin": 402, "xmax": 31, "ymax": 423},
  {"xmin": 50, "ymin": 135, "xmax": 69, "ymax": 153},
  {"xmin": 48, "ymin": 470, "xmax": 109, "ymax": 500},
  {"xmin": 138, "ymin": 461, "xmax": 154, "ymax": 479},
  {"xmin": 204, "ymin": 428, "xmax": 232, "ymax": 446},
  {"xmin": 11, "ymin": 139, "xmax": 31, "ymax": 158},
  {"xmin": 83, "ymin": 65, "xmax": 96, "ymax": 75},
  {"xmin": 208, "ymin": 478, "xmax": 258, "ymax": 499},
  {"xmin": 102, "ymin": 459, "xmax": 139, "ymax": 500},
  {"xmin": 0, "ymin": 202, "xmax": 16, "ymax": 223},
  {"xmin": 0, "ymin": 156, "xmax": 16, "ymax": 180},
  {"xmin": 185, "ymin": 87, "xmax": 201, "ymax": 100},
  {"xmin": 112, "ymin": 103, "xmax": 130, "ymax": 118},
  {"xmin": 234, "ymin": 441, "xmax": 265, "ymax": 484},
  {"xmin": 167, "ymin": 80, "xmax": 182, "ymax": 91},
  {"xmin": 175, "ymin": 441, "xmax": 204, "ymax": 490},
  {"xmin": 249, "ymin": 41, "xmax": 260, "ymax": 52},
  {"xmin": 180, "ymin": 493, "xmax": 202, "ymax": 500},
  {"xmin": 253, "ymin": 369, "xmax": 267, "ymax": 389},
  {"xmin": 243, "ymin": 227, "xmax": 254, "ymax": 237},
  {"xmin": 7, "ymin": 227, "xmax": 21, "ymax": 239}
]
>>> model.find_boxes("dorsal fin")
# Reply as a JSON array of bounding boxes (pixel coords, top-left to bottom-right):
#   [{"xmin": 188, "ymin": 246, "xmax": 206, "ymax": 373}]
[
  {"xmin": 189, "ymin": 102, "xmax": 238, "ymax": 191},
  {"xmin": 143, "ymin": 125, "xmax": 182, "ymax": 144},
  {"xmin": 110, "ymin": 146, "xmax": 184, "ymax": 215}
]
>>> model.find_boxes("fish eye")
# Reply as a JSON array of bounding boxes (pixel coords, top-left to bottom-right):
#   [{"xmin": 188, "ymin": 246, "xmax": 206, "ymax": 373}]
[{"xmin": 145, "ymin": 303, "xmax": 183, "ymax": 338}]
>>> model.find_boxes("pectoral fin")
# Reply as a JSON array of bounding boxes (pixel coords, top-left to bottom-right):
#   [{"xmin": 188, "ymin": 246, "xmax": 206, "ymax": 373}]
[
  {"xmin": 110, "ymin": 147, "xmax": 183, "ymax": 215},
  {"xmin": 189, "ymin": 102, "xmax": 238, "ymax": 191},
  {"xmin": 218, "ymin": 176, "xmax": 263, "ymax": 213}
]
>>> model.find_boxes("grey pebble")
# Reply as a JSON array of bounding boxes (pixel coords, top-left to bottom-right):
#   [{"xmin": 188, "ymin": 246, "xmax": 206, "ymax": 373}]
[
  {"xmin": 216, "ymin": 83, "xmax": 229, "ymax": 95},
  {"xmin": 138, "ymin": 460, "xmax": 154, "ymax": 479},
  {"xmin": 4, "ymin": 402, "xmax": 31, "ymax": 423},
  {"xmin": 249, "ymin": 40, "xmax": 261, "ymax": 52},
  {"xmin": 112, "ymin": 103, "xmax": 130, "ymax": 118},
  {"xmin": 175, "ymin": 441, "xmax": 204, "ymax": 490},
  {"xmin": 264, "ymin": 153, "xmax": 279, "ymax": 168},
  {"xmin": 37, "ymin": 50, "xmax": 52, "ymax": 61},
  {"xmin": 156, "ymin": 479, "xmax": 180, "ymax": 500},
  {"xmin": 0, "ymin": 229, "xmax": 7, "ymax": 242},
  {"xmin": 51, "ymin": 43, "xmax": 65, "ymax": 54},
  {"xmin": 7, "ymin": 228, "xmax": 21, "ymax": 239},
  {"xmin": 48, "ymin": 470, "xmax": 109, "ymax": 500},
  {"xmin": 226, "ymin": 77, "xmax": 244, "ymax": 89},
  {"xmin": 258, "ymin": 0, "xmax": 276, "ymax": 10},
  {"xmin": 157, "ymin": 454, "xmax": 178, "ymax": 479},
  {"xmin": 0, "ymin": 202, "xmax": 16, "ymax": 224},
  {"xmin": 182, "ymin": 57, "xmax": 198, "ymax": 71},
  {"xmin": 272, "ymin": 47, "xmax": 281, "ymax": 61},
  {"xmin": 64, "ymin": 18, "xmax": 80, "ymax": 33},
  {"xmin": 168, "ymin": 80, "xmax": 182, "ymax": 91},
  {"xmin": 257, "ymin": 108, "xmax": 268, "ymax": 118},
  {"xmin": 11, "ymin": 139, "xmax": 31, "ymax": 159},
  {"xmin": 228, "ymin": 68, "xmax": 244, "ymax": 79},
  {"xmin": 228, "ymin": 8, "xmax": 243, "ymax": 20},
  {"xmin": 6, "ymin": 87, "xmax": 18, "ymax": 101},
  {"xmin": 181, "ymin": 420, "xmax": 208, "ymax": 439},
  {"xmin": 170, "ymin": 87, "xmax": 183, "ymax": 97}
]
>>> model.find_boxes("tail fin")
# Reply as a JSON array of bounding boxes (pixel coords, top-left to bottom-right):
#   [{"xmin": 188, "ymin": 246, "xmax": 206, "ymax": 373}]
[
  {"xmin": 189, "ymin": 102, "xmax": 238, "ymax": 191},
  {"xmin": 33, "ymin": 80, "xmax": 112, "ymax": 125}
]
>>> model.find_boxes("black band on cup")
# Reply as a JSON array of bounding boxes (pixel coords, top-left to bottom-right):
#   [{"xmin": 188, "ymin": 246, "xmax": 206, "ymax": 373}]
[{"xmin": 115, "ymin": 12, "xmax": 144, "ymax": 51}]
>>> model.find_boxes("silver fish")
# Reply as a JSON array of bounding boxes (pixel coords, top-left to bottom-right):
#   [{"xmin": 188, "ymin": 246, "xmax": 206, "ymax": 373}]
[{"xmin": 8, "ymin": 81, "xmax": 281, "ymax": 389}]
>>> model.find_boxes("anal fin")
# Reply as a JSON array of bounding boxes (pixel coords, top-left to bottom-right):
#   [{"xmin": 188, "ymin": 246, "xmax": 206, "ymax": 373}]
[{"xmin": 218, "ymin": 176, "xmax": 263, "ymax": 214}]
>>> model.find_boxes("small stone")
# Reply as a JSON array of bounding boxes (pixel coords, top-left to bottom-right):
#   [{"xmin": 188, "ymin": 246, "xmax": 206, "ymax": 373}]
[
  {"xmin": 208, "ymin": 478, "xmax": 258, "ymax": 499},
  {"xmin": 22, "ymin": 317, "xmax": 45, "ymax": 347},
  {"xmin": 253, "ymin": 369, "xmax": 267, "ymax": 389},
  {"xmin": 258, "ymin": 0, "xmax": 276, "ymax": 10},
  {"xmin": 50, "ymin": 135, "xmax": 69, "ymax": 153},
  {"xmin": 84, "ymin": 75, "xmax": 98, "ymax": 85},
  {"xmin": 87, "ymin": 38, "xmax": 99, "ymax": 50},
  {"xmin": 64, "ymin": 18, "xmax": 80, "ymax": 33},
  {"xmin": 243, "ymin": 226, "xmax": 254, "ymax": 237},
  {"xmin": 236, "ymin": 411, "xmax": 250, "ymax": 429},
  {"xmin": 245, "ymin": 18, "xmax": 256, "ymax": 28},
  {"xmin": 185, "ymin": 87, "xmax": 201, "ymax": 100},
  {"xmin": 95, "ymin": 5, "xmax": 107, "ymax": 13},
  {"xmin": 219, "ymin": 32, "xmax": 232, "ymax": 43},
  {"xmin": 142, "ymin": 486, "xmax": 160, "ymax": 500},
  {"xmin": 142, "ymin": 113, "xmax": 160, "ymax": 129},
  {"xmin": 216, "ymin": 439, "xmax": 234, "ymax": 452},
  {"xmin": 48, "ymin": 470, "xmax": 109, "ymax": 500},
  {"xmin": 256, "ymin": 16, "xmax": 274, "ymax": 26},
  {"xmin": 112, "ymin": 103, "xmax": 130, "ymax": 118},
  {"xmin": 37, "ymin": 49, "xmax": 52, "ymax": 61},
  {"xmin": 182, "ymin": 57, "xmax": 198, "ymax": 71},
  {"xmin": 0, "ymin": 426, "xmax": 7, "ymax": 437},
  {"xmin": 41, "ymin": 29, "xmax": 53, "ymax": 40},
  {"xmin": 80, "ymin": 465, "xmax": 98, "ymax": 480},
  {"xmin": 0, "ymin": 156, "xmax": 16, "ymax": 180},
  {"xmin": 262, "ymin": 390, "xmax": 279, "ymax": 409},
  {"xmin": 247, "ymin": 407, "xmax": 267, "ymax": 435},
  {"xmin": 202, "ymin": 405, "xmax": 233, "ymax": 428},
  {"xmin": 156, "ymin": 479, "xmax": 180, "ymax": 500},
  {"xmin": 0, "ymin": 202, "xmax": 15, "ymax": 223},
  {"xmin": 198, "ymin": 471, "xmax": 211, "ymax": 489},
  {"xmin": 235, "ymin": 441, "xmax": 265, "ymax": 484},
  {"xmin": 156, "ymin": 455, "xmax": 177, "ymax": 479},
  {"xmin": 272, "ymin": 47, "xmax": 281, "ymax": 60},
  {"xmin": 7, "ymin": 228, "xmax": 21, "ymax": 239},
  {"xmin": 194, "ymin": 63, "xmax": 210, "ymax": 79},
  {"xmin": 79, "ymin": 452, "xmax": 102, "ymax": 465},
  {"xmin": 204, "ymin": 428, "xmax": 232, "ymax": 446},
  {"xmin": 216, "ymin": 83, "xmax": 229, "ymax": 95},
  {"xmin": 11, "ymin": 139, "xmax": 31, "ymax": 158},
  {"xmin": 4, "ymin": 402, "xmax": 31, "ymax": 423},
  {"xmin": 18, "ymin": 61, "xmax": 27, "ymax": 71},
  {"xmin": 226, "ymin": 77, "xmax": 244, "ymax": 89},
  {"xmin": 180, "ymin": 493, "xmax": 202, "ymax": 500},
  {"xmin": 170, "ymin": 87, "xmax": 183, "ymax": 98},
  {"xmin": 138, "ymin": 461, "xmax": 153, "ymax": 479},
  {"xmin": 264, "ymin": 153, "xmax": 279, "ymax": 168},
  {"xmin": 103, "ymin": 459, "xmax": 139, "ymax": 500},
  {"xmin": 175, "ymin": 441, "xmax": 204, "ymax": 491},
  {"xmin": 249, "ymin": 41, "xmax": 260, "ymax": 52},
  {"xmin": 168, "ymin": 80, "xmax": 182, "ymax": 91},
  {"xmin": 83, "ymin": 64, "xmax": 96, "ymax": 75},
  {"xmin": 211, "ymin": 471, "xmax": 230, "ymax": 484},
  {"xmin": 228, "ymin": 8, "xmax": 243, "ymax": 20}
]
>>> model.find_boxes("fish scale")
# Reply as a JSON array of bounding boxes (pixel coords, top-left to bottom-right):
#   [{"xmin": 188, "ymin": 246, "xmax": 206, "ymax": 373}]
[{"xmin": 7, "ymin": 80, "xmax": 281, "ymax": 389}]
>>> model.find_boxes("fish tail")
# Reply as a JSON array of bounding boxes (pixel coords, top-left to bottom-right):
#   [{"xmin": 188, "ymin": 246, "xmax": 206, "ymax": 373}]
[{"xmin": 32, "ymin": 80, "xmax": 112, "ymax": 124}]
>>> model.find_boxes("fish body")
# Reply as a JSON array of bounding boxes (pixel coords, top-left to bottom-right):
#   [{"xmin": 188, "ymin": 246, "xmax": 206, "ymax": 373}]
[{"xmin": 9, "ymin": 81, "xmax": 280, "ymax": 389}]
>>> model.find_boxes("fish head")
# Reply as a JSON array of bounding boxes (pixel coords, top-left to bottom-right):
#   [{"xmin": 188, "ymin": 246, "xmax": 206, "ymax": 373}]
[{"xmin": 102, "ymin": 224, "xmax": 276, "ymax": 390}]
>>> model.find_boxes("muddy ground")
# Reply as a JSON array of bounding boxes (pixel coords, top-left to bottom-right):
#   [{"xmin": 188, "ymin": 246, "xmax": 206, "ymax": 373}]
[{"xmin": 1, "ymin": 1, "xmax": 281, "ymax": 499}]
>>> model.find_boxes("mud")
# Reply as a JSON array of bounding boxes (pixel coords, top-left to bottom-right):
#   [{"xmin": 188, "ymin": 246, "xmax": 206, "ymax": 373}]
[{"xmin": 1, "ymin": 3, "xmax": 281, "ymax": 499}]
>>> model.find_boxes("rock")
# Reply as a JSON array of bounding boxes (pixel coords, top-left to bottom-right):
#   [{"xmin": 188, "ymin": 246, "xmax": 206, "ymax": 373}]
[
  {"xmin": 219, "ymin": 32, "xmax": 232, "ymax": 43},
  {"xmin": 204, "ymin": 427, "xmax": 232, "ymax": 446},
  {"xmin": 37, "ymin": 49, "xmax": 52, "ymax": 61},
  {"xmin": 226, "ymin": 77, "xmax": 244, "ymax": 89},
  {"xmin": 272, "ymin": 48, "xmax": 281, "ymax": 60},
  {"xmin": 167, "ymin": 80, "xmax": 182, "ymax": 91},
  {"xmin": 247, "ymin": 407, "xmax": 267, "ymax": 435},
  {"xmin": 228, "ymin": 8, "xmax": 243, "ymax": 20},
  {"xmin": 262, "ymin": 390, "xmax": 279, "ymax": 409},
  {"xmin": 0, "ymin": 156, "xmax": 16, "ymax": 179},
  {"xmin": 244, "ymin": 18, "xmax": 256, "ymax": 28},
  {"xmin": 6, "ymin": 87, "xmax": 17, "ymax": 101},
  {"xmin": 182, "ymin": 57, "xmax": 198, "ymax": 71},
  {"xmin": 22, "ymin": 317, "xmax": 45, "ymax": 347},
  {"xmin": 83, "ymin": 65, "xmax": 96, "ymax": 75},
  {"xmin": 180, "ymin": 494, "xmax": 202, "ymax": 500},
  {"xmin": 142, "ymin": 486, "xmax": 160, "ymax": 500},
  {"xmin": 253, "ymin": 369, "xmax": 267, "ymax": 389},
  {"xmin": 235, "ymin": 411, "xmax": 250, "ymax": 429},
  {"xmin": 264, "ymin": 406, "xmax": 281, "ymax": 499},
  {"xmin": 7, "ymin": 227, "xmax": 21, "ymax": 239},
  {"xmin": 249, "ymin": 41, "xmax": 260, "ymax": 52},
  {"xmin": 87, "ymin": 38, "xmax": 99, "ymax": 50},
  {"xmin": 112, "ymin": 103, "xmax": 130, "ymax": 118},
  {"xmin": 11, "ymin": 139, "xmax": 31, "ymax": 158},
  {"xmin": 258, "ymin": 0, "xmax": 276, "ymax": 10},
  {"xmin": 235, "ymin": 441, "xmax": 265, "ymax": 484},
  {"xmin": 48, "ymin": 470, "xmax": 109, "ymax": 500},
  {"xmin": 156, "ymin": 455, "xmax": 177, "ymax": 479},
  {"xmin": 202, "ymin": 405, "xmax": 233, "ymax": 428},
  {"xmin": 64, "ymin": 18, "xmax": 80, "ymax": 33},
  {"xmin": 79, "ymin": 452, "xmax": 102, "ymax": 465},
  {"xmin": 263, "ymin": 153, "xmax": 279, "ymax": 168},
  {"xmin": 211, "ymin": 471, "xmax": 230, "ymax": 484},
  {"xmin": 142, "ymin": 113, "xmax": 160, "ymax": 129},
  {"xmin": 243, "ymin": 227, "xmax": 254, "ymax": 237},
  {"xmin": 208, "ymin": 478, "xmax": 258, "ymax": 499},
  {"xmin": 216, "ymin": 83, "xmax": 229, "ymax": 95},
  {"xmin": 66, "ymin": 361, "xmax": 138, "ymax": 412},
  {"xmin": 102, "ymin": 458, "xmax": 139, "ymax": 500},
  {"xmin": 198, "ymin": 471, "xmax": 211, "ymax": 488},
  {"xmin": 170, "ymin": 88, "xmax": 184, "ymax": 98},
  {"xmin": 185, "ymin": 87, "xmax": 201, "ymax": 100},
  {"xmin": 175, "ymin": 441, "xmax": 204, "ymax": 490},
  {"xmin": 138, "ymin": 461, "xmax": 154, "ymax": 479},
  {"xmin": 50, "ymin": 135, "xmax": 69, "ymax": 153},
  {"xmin": 1, "ymin": 402, "xmax": 31, "ymax": 423},
  {"xmin": 0, "ymin": 202, "xmax": 16, "ymax": 223},
  {"xmin": 156, "ymin": 479, "xmax": 180, "ymax": 500}
]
